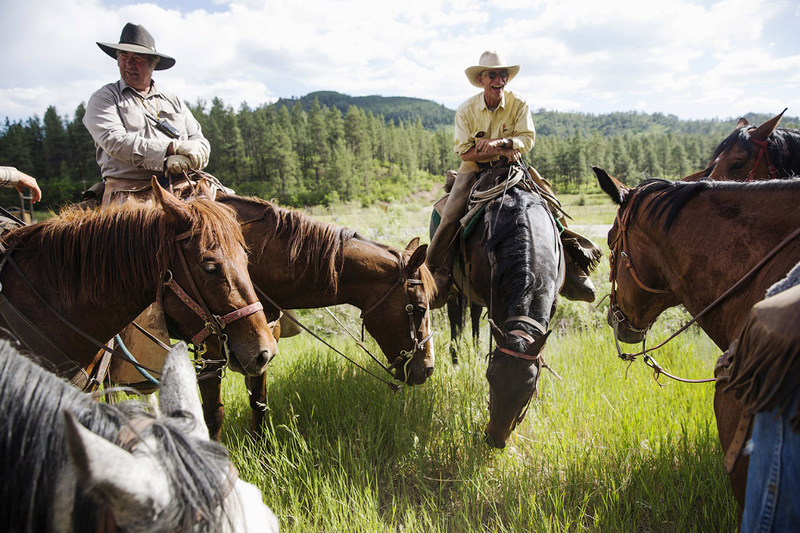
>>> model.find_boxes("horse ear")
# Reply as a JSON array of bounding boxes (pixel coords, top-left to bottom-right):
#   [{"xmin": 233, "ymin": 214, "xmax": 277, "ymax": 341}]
[
  {"xmin": 405, "ymin": 237, "xmax": 420, "ymax": 251},
  {"xmin": 525, "ymin": 330, "xmax": 552, "ymax": 356},
  {"xmin": 406, "ymin": 244, "xmax": 427, "ymax": 275},
  {"xmin": 151, "ymin": 176, "xmax": 190, "ymax": 226},
  {"xmin": 750, "ymin": 108, "xmax": 787, "ymax": 142},
  {"xmin": 592, "ymin": 166, "xmax": 629, "ymax": 205},
  {"xmin": 735, "ymin": 118, "xmax": 749, "ymax": 129},
  {"xmin": 196, "ymin": 177, "xmax": 214, "ymax": 198},
  {"xmin": 63, "ymin": 411, "xmax": 173, "ymax": 524},
  {"xmin": 158, "ymin": 342, "xmax": 209, "ymax": 441}
]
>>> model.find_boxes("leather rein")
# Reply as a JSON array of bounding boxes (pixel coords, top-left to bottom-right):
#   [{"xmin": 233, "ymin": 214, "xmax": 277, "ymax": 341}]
[{"xmin": 608, "ymin": 188, "xmax": 800, "ymax": 384}]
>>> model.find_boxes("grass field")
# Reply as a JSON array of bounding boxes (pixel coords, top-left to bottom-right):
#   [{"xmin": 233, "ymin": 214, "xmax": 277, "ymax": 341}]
[{"xmin": 219, "ymin": 188, "xmax": 738, "ymax": 532}]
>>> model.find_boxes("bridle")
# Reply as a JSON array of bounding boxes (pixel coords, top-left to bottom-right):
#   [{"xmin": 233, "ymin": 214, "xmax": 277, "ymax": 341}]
[
  {"xmin": 159, "ymin": 230, "xmax": 264, "ymax": 368},
  {"xmin": 745, "ymin": 132, "xmax": 779, "ymax": 182},
  {"xmin": 607, "ymin": 189, "xmax": 670, "ymax": 347},
  {"xmin": 359, "ymin": 251, "xmax": 433, "ymax": 382},
  {"xmin": 607, "ymin": 185, "xmax": 800, "ymax": 383},
  {"xmin": 487, "ymin": 317, "xmax": 561, "ymax": 428}
]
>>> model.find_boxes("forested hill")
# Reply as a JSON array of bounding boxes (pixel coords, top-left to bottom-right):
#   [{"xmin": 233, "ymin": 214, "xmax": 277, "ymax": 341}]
[
  {"xmin": 273, "ymin": 91, "xmax": 799, "ymax": 135},
  {"xmin": 273, "ymin": 91, "xmax": 455, "ymax": 129}
]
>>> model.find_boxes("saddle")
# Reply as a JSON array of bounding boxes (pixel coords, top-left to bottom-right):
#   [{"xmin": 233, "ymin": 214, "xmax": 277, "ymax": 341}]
[
  {"xmin": 432, "ymin": 166, "xmax": 602, "ymax": 302},
  {"xmin": 80, "ymin": 170, "xmax": 234, "ymax": 208}
]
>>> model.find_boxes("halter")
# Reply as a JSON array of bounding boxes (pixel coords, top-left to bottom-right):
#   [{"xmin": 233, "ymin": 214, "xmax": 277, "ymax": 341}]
[
  {"xmin": 746, "ymin": 135, "xmax": 779, "ymax": 182},
  {"xmin": 359, "ymin": 252, "xmax": 433, "ymax": 383},
  {"xmin": 161, "ymin": 230, "xmax": 264, "ymax": 366}
]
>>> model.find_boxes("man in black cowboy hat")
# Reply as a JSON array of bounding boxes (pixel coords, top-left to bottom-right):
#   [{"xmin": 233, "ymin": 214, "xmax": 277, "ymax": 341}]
[
  {"xmin": 83, "ymin": 23, "xmax": 211, "ymax": 204},
  {"xmin": 427, "ymin": 51, "xmax": 599, "ymax": 307}
]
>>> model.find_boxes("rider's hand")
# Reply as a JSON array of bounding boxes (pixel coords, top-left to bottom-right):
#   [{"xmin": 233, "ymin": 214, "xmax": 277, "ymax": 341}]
[
  {"xmin": 15, "ymin": 171, "xmax": 42, "ymax": 203},
  {"xmin": 175, "ymin": 140, "xmax": 209, "ymax": 169},
  {"xmin": 166, "ymin": 154, "xmax": 192, "ymax": 174}
]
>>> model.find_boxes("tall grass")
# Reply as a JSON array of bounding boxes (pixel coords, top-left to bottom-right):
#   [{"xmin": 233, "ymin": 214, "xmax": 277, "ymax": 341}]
[{"xmin": 220, "ymin": 189, "xmax": 737, "ymax": 532}]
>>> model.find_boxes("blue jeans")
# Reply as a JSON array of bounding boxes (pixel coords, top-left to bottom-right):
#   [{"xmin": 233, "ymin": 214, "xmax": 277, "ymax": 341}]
[{"xmin": 741, "ymin": 405, "xmax": 800, "ymax": 532}]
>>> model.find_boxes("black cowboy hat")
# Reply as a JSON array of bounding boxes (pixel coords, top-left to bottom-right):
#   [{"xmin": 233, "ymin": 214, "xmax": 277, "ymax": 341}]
[{"xmin": 97, "ymin": 23, "xmax": 175, "ymax": 71}]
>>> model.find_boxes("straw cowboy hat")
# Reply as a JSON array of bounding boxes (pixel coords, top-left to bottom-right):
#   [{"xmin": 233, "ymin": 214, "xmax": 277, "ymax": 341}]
[
  {"xmin": 465, "ymin": 51, "xmax": 520, "ymax": 88},
  {"xmin": 97, "ymin": 23, "xmax": 175, "ymax": 70}
]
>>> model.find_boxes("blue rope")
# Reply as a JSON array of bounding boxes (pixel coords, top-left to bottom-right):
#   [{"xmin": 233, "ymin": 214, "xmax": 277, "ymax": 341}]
[{"xmin": 114, "ymin": 334, "xmax": 160, "ymax": 386}]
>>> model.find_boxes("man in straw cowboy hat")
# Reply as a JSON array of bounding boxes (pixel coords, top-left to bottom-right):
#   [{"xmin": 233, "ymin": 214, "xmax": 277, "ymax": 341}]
[
  {"xmin": 83, "ymin": 23, "xmax": 212, "ymax": 205},
  {"xmin": 427, "ymin": 51, "xmax": 599, "ymax": 307}
]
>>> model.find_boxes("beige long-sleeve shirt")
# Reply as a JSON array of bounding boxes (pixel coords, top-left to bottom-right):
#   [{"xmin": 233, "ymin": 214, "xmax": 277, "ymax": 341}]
[
  {"xmin": 0, "ymin": 166, "xmax": 23, "ymax": 187},
  {"xmin": 454, "ymin": 89, "xmax": 536, "ymax": 161},
  {"xmin": 83, "ymin": 79, "xmax": 210, "ymax": 181}
]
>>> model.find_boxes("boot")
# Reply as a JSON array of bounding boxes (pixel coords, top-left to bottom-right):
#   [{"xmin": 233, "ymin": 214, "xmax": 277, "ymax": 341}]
[
  {"xmin": 560, "ymin": 256, "xmax": 597, "ymax": 303},
  {"xmin": 427, "ymin": 170, "xmax": 476, "ymax": 309}
]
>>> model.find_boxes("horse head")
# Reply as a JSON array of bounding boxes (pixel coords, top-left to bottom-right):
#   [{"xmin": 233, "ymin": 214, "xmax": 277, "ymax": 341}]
[
  {"xmin": 153, "ymin": 178, "xmax": 277, "ymax": 376},
  {"xmin": 478, "ymin": 183, "xmax": 563, "ymax": 448},
  {"xmin": 361, "ymin": 238, "xmax": 436, "ymax": 385},
  {"xmin": 63, "ymin": 342, "xmax": 279, "ymax": 533},
  {"xmin": 485, "ymin": 323, "xmax": 552, "ymax": 448},
  {"xmin": 593, "ymin": 167, "xmax": 680, "ymax": 345},
  {"xmin": 706, "ymin": 109, "xmax": 791, "ymax": 181}
]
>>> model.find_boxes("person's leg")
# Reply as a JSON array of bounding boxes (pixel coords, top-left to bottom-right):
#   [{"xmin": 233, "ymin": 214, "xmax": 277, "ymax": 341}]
[
  {"xmin": 742, "ymin": 404, "xmax": 800, "ymax": 532},
  {"xmin": 427, "ymin": 169, "xmax": 477, "ymax": 308}
]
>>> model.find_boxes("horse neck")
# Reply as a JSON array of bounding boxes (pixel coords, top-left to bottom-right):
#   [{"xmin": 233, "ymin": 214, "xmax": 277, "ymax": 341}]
[
  {"xmin": 0, "ymin": 250, "xmax": 159, "ymax": 368},
  {"xmin": 241, "ymin": 213, "xmax": 399, "ymax": 311},
  {"xmin": 642, "ymin": 188, "xmax": 800, "ymax": 348}
]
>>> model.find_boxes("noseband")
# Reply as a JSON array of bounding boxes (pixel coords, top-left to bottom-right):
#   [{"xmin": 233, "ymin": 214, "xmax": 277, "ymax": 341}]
[
  {"xmin": 360, "ymin": 253, "xmax": 432, "ymax": 382},
  {"xmin": 161, "ymin": 230, "xmax": 264, "ymax": 365}
]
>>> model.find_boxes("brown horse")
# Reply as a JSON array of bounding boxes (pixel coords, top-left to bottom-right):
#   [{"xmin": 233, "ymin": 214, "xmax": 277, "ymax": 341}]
[
  {"xmin": 686, "ymin": 109, "xmax": 800, "ymax": 181},
  {"xmin": 0, "ymin": 177, "xmax": 276, "ymax": 382},
  {"xmin": 593, "ymin": 166, "xmax": 800, "ymax": 520},
  {"xmin": 112, "ymin": 192, "xmax": 436, "ymax": 439},
  {"xmin": 444, "ymin": 164, "xmax": 564, "ymax": 447}
]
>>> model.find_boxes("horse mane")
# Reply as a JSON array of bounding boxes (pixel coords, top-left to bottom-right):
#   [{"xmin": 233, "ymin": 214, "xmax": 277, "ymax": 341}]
[
  {"xmin": 627, "ymin": 177, "xmax": 800, "ymax": 232},
  {"xmin": 710, "ymin": 125, "xmax": 800, "ymax": 177},
  {"xmin": 0, "ymin": 198, "xmax": 246, "ymax": 306},
  {"xmin": 235, "ymin": 195, "xmax": 357, "ymax": 291},
  {"xmin": 485, "ymin": 187, "xmax": 558, "ymax": 339},
  {"xmin": 0, "ymin": 340, "xmax": 233, "ymax": 532}
]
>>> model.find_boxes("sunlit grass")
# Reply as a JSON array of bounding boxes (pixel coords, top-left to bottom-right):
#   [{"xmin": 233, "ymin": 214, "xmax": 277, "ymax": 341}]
[{"xmin": 218, "ymin": 189, "xmax": 736, "ymax": 532}]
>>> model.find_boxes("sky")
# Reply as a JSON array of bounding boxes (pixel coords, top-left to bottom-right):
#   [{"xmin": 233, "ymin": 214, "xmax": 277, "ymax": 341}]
[{"xmin": 2, "ymin": 0, "xmax": 799, "ymax": 124}]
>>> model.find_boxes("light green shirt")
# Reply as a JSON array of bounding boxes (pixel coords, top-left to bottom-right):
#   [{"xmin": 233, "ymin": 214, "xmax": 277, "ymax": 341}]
[{"xmin": 454, "ymin": 89, "xmax": 535, "ymax": 160}]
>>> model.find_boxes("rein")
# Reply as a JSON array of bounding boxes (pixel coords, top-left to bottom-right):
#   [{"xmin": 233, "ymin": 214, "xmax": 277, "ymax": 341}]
[
  {"xmin": 253, "ymin": 285, "xmax": 401, "ymax": 392},
  {"xmin": 609, "ymin": 190, "xmax": 800, "ymax": 383}
]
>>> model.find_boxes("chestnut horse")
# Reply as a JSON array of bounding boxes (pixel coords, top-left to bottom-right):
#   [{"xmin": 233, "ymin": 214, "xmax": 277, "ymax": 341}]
[
  {"xmin": 0, "ymin": 178, "xmax": 276, "ymax": 383},
  {"xmin": 0, "ymin": 339, "xmax": 278, "ymax": 532},
  {"xmin": 113, "ymin": 193, "xmax": 436, "ymax": 440},
  {"xmin": 443, "ymin": 164, "xmax": 564, "ymax": 447},
  {"xmin": 593, "ymin": 167, "xmax": 800, "ymax": 521},
  {"xmin": 686, "ymin": 109, "xmax": 800, "ymax": 182}
]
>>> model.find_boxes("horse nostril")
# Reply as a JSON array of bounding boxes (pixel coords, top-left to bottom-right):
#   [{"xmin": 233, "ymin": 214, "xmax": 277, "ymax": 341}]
[{"xmin": 424, "ymin": 366, "xmax": 434, "ymax": 378}]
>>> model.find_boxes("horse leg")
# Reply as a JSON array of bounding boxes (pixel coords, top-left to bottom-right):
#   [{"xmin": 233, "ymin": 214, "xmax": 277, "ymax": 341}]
[
  {"xmin": 246, "ymin": 373, "xmax": 269, "ymax": 438},
  {"xmin": 198, "ymin": 375, "xmax": 225, "ymax": 442},
  {"xmin": 470, "ymin": 302, "xmax": 481, "ymax": 342},
  {"xmin": 447, "ymin": 292, "xmax": 465, "ymax": 365}
]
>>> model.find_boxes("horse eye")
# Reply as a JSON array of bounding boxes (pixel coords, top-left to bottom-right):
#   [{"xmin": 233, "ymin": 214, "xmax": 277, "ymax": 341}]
[
  {"xmin": 201, "ymin": 260, "xmax": 220, "ymax": 274},
  {"xmin": 731, "ymin": 161, "xmax": 745, "ymax": 171}
]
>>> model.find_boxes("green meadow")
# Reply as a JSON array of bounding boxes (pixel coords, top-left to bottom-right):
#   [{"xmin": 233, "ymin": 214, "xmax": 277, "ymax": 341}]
[{"xmin": 220, "ymin": 189, "xmax": 738, "ymax": 532}]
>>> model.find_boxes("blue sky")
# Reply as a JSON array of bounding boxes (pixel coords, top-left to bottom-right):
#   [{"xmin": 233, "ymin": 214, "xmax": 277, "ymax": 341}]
[{"xmin": 1, "ymin": 0, "xmax": 799, "ymax": 123}]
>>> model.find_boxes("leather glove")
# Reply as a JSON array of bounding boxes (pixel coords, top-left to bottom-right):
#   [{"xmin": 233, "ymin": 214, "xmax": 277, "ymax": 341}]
[
  {"xmin": 166, "ymin": 154, "xmax": 192, "ymax": 174},
  {"xmin": 175, "ymin": 140, "xmax": 209, "ymax": 169}
]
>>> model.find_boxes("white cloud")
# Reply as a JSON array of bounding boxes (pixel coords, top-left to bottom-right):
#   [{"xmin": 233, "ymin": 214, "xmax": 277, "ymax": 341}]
[{"xmin": 1, "ymin": 0, "xmax": 799, "ymax": 122}]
